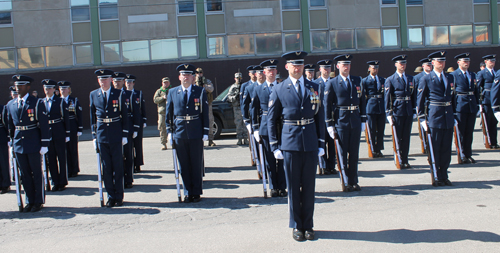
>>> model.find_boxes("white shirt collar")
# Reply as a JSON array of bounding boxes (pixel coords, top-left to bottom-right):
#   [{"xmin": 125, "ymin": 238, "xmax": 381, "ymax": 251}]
[
  {"xmin": 487, "ymin": 67, "xmax": 494, "ymax": 73},
  {"xmin": 289, "ymin": 76, "xmax": 304, "ymax": 86},
  {"xmin": 19, "ymin": 93, "xmax": 29, "ymax": 103},
  {"xmin": 46, "ymin": 94, "xmax": 54, "ymax": 101},
  {"xmin": 370, "ymin": 74, "xmax": 377, "ymax": 80},
  {"xmin": 433, "ymin": 69, "xmax": 443, "ymax": 78},
  {"xmin": 396, "ymin": 72, "xmax": 405, "ymax": 79},
  {"xmin": 340, "ymin": 75, "xmax": 350, "ymax": 83},
  {"xmin": 181, "ymin": 84, "xmax": 192, "ymax": 94},
  {"xmin": 321, "ymin": 76, "xmax": 329, "ymax": 83}
]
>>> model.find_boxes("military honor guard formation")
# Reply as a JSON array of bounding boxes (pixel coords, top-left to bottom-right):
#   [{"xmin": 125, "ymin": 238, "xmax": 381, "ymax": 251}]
[{"xmin": 1, "ymin": 49, "xmax": 499, "ymax": 241}]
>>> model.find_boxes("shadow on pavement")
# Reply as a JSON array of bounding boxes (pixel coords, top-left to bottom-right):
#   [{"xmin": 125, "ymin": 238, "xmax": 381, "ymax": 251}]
[
  {"xmin": 316, "ymin": 228, "xmax": 500, "ymax": 243},
  {"xmin": 0, "ymin": 206, "xmax": 161, "ymax": 220}
]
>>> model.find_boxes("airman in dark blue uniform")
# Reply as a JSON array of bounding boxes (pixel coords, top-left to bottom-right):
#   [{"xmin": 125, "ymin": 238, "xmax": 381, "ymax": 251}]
[
  {"xmin": 125, "ymin": 74, "xmax": 147, "ymax": 173},
  {"xmin": 242, "ymin": 66, "xmax": 260, "ymax": 129},
  {"xmin": 166, "ymin": 64, "xmax": 209, "ymax": 203},
  {"xmin": 314, "ymin": 60, "xmax": 336, "ymax": 175},
  {"xmin": 414, "ymin": 58, "xmax": 432, "ymax": 90},
  {"xmin": 251, "ymin": 59, "xmax": 287, "ymax": 197},
  {"xmin": 477, "ymin": 54, "xmax": 499, "ymax": 148},
  {"xmin": 90, "ymin": 69, "xmax": 130, "ymax": 207},
  {"xmin": 6, "ymin": 75, "xmax": 50, "ymax": 212},
  {"xmin": 451, "ymin": 53, "xmax": 479, "ymax": 164},
  {"xmin": 9, "ymin": 86, "xmax": 18, "ymax": 100},
  {"xmin": 0, "ymin": 104, "xmax": 10, "ymax": 194},
  {"xmin": 112, "ymin": 72, "xmax": 139, "ymax": 189},
  {"xmin": 384, "ymin": 55, "xmax": 416, "ymax": 169},
  {"xmin": 418, "ymin": 51, "xmax": 456, "ymax": 186},
  {"xmin": 42, "ymin": 79, "xmax": 70, "ymax": 191},
  {"xmin": 304, "ymin": 64, "xmax": 316, "ymax": 82},
  {"xmin": 268, "ymin": 51, "xmax": 324, "ymax": 241},
  {"xmin": 325, "ymin": 54, "xmax": 366, "ymax": 191},
  {"xmin": 240, "ymin": 65, "xmax": 257, "ymax": 112},
  {"xmin": 362, "ymin": 60, "xmax": 386, "ymax": 157},
  {"xmin": 59, "ymin": 81, "xmax": 83, "ymax": 177}
]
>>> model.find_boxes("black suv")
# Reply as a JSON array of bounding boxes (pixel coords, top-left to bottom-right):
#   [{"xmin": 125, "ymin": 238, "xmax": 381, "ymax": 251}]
[{"xmin": 211, "ymin": 86, "xmax": 236, "ymax": 139}]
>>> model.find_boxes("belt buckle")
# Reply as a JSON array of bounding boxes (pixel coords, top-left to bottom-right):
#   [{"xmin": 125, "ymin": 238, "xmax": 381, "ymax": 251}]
[
  {"xmin": 300, "ymin": 119, "xmax": 307, "ymax": 125},
  {"xmin": 186, "ymin": 116, "xmax": 192, "ymax": 120}
]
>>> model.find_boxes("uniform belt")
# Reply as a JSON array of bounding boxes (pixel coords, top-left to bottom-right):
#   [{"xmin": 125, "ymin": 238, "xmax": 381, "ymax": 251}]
[
  {"xmin": 97, "ymin": 117, "xmax": 121, "ymax": 123},
  {"xmin": 396, "ymin": 96, "xmax": 411, "ymax": 101},
  {"xmin": 337, "ymin": 105, "xmax": 359, "ymax": 110},
  {"xmin": 457, "ymin": 92, "xmax": 475, "ymax": 95},
  {"xmin": 283, "ymin": 118, "xmax": 314, "ymax": 126},
  {"xmin": 262, "ymin": 110, "xmax": 268, "ymax": 116},
  {"xmin": 176, "ymin": 115, "xmax": 199, "ymax": 121},
  {"xmin": 16, "ymin": 124, "xmax": 37, "ymax": 131},
  {"xmin": 48, "ymin": 118, "xmax": 62, "ymax": 124},
  {"xmin": 429, "ymin": 101, "xmax": 452, "ymax": 106},
  {"xmin": 484, "ymin": 89, "xmax": 491, "ymax": 91},
  {"xmin": 368, "ymin": 95, "xmax": 383, "ymax": 98}
]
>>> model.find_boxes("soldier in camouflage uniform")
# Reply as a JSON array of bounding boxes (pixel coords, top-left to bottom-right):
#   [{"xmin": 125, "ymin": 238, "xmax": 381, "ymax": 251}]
[
  {"xmin": 153, "ymin": 77, "xmax": 171, "ymax": 150},
  {"xmin": 227, "ymin": 72, "xmax": 248, "ymax": 145},
  {"xmin": 195, "ymin": 68, "xmax": 216, "ymax": 146}
]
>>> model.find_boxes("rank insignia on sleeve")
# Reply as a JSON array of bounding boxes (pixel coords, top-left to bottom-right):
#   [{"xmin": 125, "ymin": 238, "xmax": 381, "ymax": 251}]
[
  {"xmin": 418, "ymin": 89, "xmax": 423, "ymax": 92},
  {"xmin": 385, "ymin": 87, "xmax": 389, "ymax": 91},
  {"xmin": 324, "ymin": 90, "xmax": 329, "ymax": 95},
  {"xmin": 268, "ymin": 100, "xmax": 274, "ymax": 107}
]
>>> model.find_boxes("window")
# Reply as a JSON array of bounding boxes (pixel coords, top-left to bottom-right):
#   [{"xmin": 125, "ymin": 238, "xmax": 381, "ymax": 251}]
[
  {"xmin": 228, "ymin": 34, "xmax": 254, "ymax": 56},
  {"xmin": 102, "ymin": 43, "xmax": 120, "ymax": 63},
  {"xmin": 424, "ymin": 26, "xmax": 449, "ymax": 46},
  {"xmin": 71, "ymin": 0, "xmax": 90, "ymax": 21},
  {"xmin": 408, "ymin": 27, "xmax": 423, "ymax": 46},
  {"xmin": 206, "ymin": 0, "xmax": 222, "ymax": 12},
  {"xmin": 284, "ymin": 33, "xmax": 301, "ymax": 51},
  {"xmin": 17, "ymin": 47, "xmax": 45, "ymax": 69},
  {"xmin": 311, "ymin": 30, "xmax": 328, "ymax": 51},
  {"xmin": 0, "ymin": 49, "xmax": 15, "ymax": 70},
  {"xmin": 357, "ymin": 28, "xmax": 381, "ymax": 49},
  {"xmin": 122, "ymin": 40, "xmax": 150, "ymax": 62},
  {"xmin": 180, "ymin": 38, "xmax": 197, "ymax": 57},
  {"xmin": 74, "ymin": 44, "xmax": 92, "ymax": 64},
  {"xmin": 450, "ymin": 25, "xmax": 473, "ymax": 45},
  {"xmin": 382, "ymin": 0, "xmax": 396, "ymax": 4},
  {"xmin": 475, "ymin": 25, "xmax": 489, "ymax": 43},
  {"xmin": 383, "ymin": 29, "xmax": 398, "ymax": 47},
  {"xmin": 178, "ymin": 0, "xmax": 195, "ymax": 13},
  {"xmin": 406, "ymin": 0, "xmax": 422, "ymax": 5},
  {"xmin": 99, "ymin": 0, "xmax": 118, "ymax": 20},
  {"xmin": 0, "ymin": 0, "xmax": 12, "ymax": 25},
  {"xmin": 282, "ymin": 0, "xmax": 300, "ymax": 10},
  {"xmin": 330, "ymin": 29, "xmax": 355, "ymax": 50},
  {"xmin": 310, "ymin": 0, "xmax": 325, "ymax": 7},
  {"xmin": 473, "ymin": 0, "xmax": 489, "ymax": 3},
  {"xmin": 151, "ymin": 39, "xmax": 178, "ymax": 60},
  {"xmin": 256, "ymin": 33, "xmax": 282, "ymax": 55},
  {"xmin": 208, "ymin": 37, "xmax": 225, "ymax": 56},
  {"xmin": 46, "ymin": 46, "xmax": 73, "ymax": 67}
]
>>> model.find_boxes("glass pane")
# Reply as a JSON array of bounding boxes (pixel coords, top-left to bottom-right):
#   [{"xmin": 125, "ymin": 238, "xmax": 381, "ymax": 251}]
[
  {"xmin": 207, "ymin": 0, "xmax": 222, "ymax": 11},
  {"xmin": 103, "ymin": 43, "xmax": 120, "ymax": 62},
  {"xmin": 383, "ymin": 29, "xmax": 398, "ymax": 47},
  {"xmin": 17, "ymin": 47, "xmax": 45, "ymax": 69},
  {"xmin": 450, "ymin": 25, "xmax": 472, "ymax": 45},
  {"xmin": 382, "ymin": 0, "xmax": 396, "ymax": 4},
  {"xmin": 0, "ymin": 1, "xmax": 12, "ymax": 11},
  {"xmin": 311, "ymin": 31, "xmax": 327, "ymax": 51},
  {"xmin": 256, "ymin": 33, "xmax": 282, "ymax": 55},
  {"xmin": 179, "ymin": 0, "xmax": 195, "ymax": 13},
  {"xmin": 46, "ymin": 45, "xmax": 73, "ymax": 67},
  {"xmin": 425, "ymin": 26, "xmax": 449, "ymax": 46},
  {"xmin": 475, "ymin": 25, "xmax": 489, "ymax": 43},
  {"xmin": 71, "ymin": 7, "xmax": 90, "ymax": 21},
  {"xmin": 282, "ymin": 0, "xmax": 300, "ymax": 9},
  {"xmin": 357, "ymin": 28, "xmax": 381, "ymax": 49},
  {"xmin": 75, "ymin": 44, "xmax": 92, "ymax": 64},
  {"xmin": 310, "ymin": 0, "xmax": 325, "ymax": 7},
  {"xmin": 0, "ymin": 49, "xmax": 15, "ymax": 70},
  {"xmin": 408, "ymin": 27, "xmax": 423, "ymax": 46},
  {"xmin": 474, "ymin": 0, "xmax": 489, "ymax": 3},
  {"xmin": 151, "ymin": 39, "xmax": 178, "ymax": 60},
  {"xmin": 99, "ymin": 0, "xmax": 118, "ymax": 20},
  {"xmin": 407, "ymin": 0, "xmax": 422, "ymax": 5},
  {"xmin": 122, "ymin": 40, "xmax": 149, "ymax": 62},
  {"xmin": 285, "ymin": 33, "xmax": 301, "ymax": 51},
  {"xmin": 71, "ymin": 0, "xmax": 89, "ymax": 6},
  {"xmin": 228, "ymin": 34, "xmax": 254, "ymax": 56},
  {"xmin": 331, "ymin": 29, "xmax": 354, "ymax": 50},
  {"xmin": 180, "ymin": 38, "xmax": 197, "ymax": 57},
  {"xmin": 0, "ymin": 12, "xmax": 11, "ymax": 24},
  {"xmin": 208, "ymin": 37, "xmax": 225, "ymax": 56}
]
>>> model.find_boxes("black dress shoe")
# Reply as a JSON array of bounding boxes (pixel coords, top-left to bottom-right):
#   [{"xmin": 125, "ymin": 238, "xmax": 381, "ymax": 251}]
[
  {"xmin": 304, "ymin": 229, "xmax": 315, "ymax": 240},
  {"xmin": 378, "ymin": 152, "xmax": 384, "ymax": 157},
  {"xmin": 279, "ymin": 189, "xmax": 288, "ymax": 197},
  {"xmin": 0, "ymin": 187, "xmax": 10, "ymax": 194},
  {"xmin": 184, "ymin": 195, "xmax": 193, "ymax": 203},
  {"xmin": 404, "ymin": 163, "xmax": 412, "ymax": 169},
  {"xmin": 115, "ymin": 199, "xmax": 124, "ymax": 206},
  {"xmin": 344, "ymin": 185, "xmax": 354, "ymax": 192},
  {"xmin": 134, "ymin": 166, "xmax": 141, "ymax": 173},
  {"xmin": 462, "ymin": 158, "xmax": 471, "ymax": 164},
  {"xmin": 292, "ymin": 229, "xmax": 305, "ymax": 241},
  {"xmin": 330, "ymin": 168, "xmax": 337, "ymax": 175},
  {"xmin": 323, "ymin": 169, "xmax": 331, "ymax": 175},
  {"xmin": 124, "ymin": 182, "xmax": 133, "ymax": 189},
  {"xmin": 51, "ymin": 185, "xmax": 59, "ymax": 192},
  {"xmin": 271, "ymin": 189, "xmax": 279, "ymax": 197},
  {"xmin": 193, "ymin": 195, "xmax": 201, "ymax": 202},
  {"xmin": 31, "ymin": 204, "xmax": 43, "ymax": 212},
  {"xmin": 106, "ymin": 199, "xmax": 116, "ymax": 208},
  {"xmin": 58, "ymin": 185, "xmax": 66, "ymax": 191},
  {"xmin": 436, "ymin": 181, "xmax": 445, "ymax": 186},
  {"xmin": 23, "ymin": 204, "xmax": 33, "ymax": 212},
  {"xmin": 444, "ymin": 179, "xmax": 453, "ymax": 186},
  {"xmin": 493, "ymin": 145, "xmax": 500, "ymax": 149},
  {"xmin": 352, "ymin": 184, "xmax": 361, "ymax": 191},
  {"xmin": 468, "ymin": 157, "xmax": 476, "ymax": 164}
]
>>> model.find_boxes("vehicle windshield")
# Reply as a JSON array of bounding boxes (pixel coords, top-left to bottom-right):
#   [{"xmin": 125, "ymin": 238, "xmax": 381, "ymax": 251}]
[{"xmin": 214, "ymin": 86, "xmax": 231, "ymax": 101}]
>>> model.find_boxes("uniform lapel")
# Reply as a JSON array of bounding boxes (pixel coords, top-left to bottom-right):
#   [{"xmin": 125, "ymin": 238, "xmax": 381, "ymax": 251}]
[{"xmin": 286, "ymin": 79, "xmax": 300, "ymax": 103}]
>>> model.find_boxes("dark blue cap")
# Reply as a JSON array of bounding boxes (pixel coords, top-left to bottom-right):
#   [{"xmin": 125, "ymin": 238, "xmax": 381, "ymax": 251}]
[
  {"xmin": 253, "ymin": 65, "xmax": 264, "ymax": 72},
  {"xmin": 58, "ymin": 81, "xmax": 71, "ymax": 88},
  {"xmin": 247, "ymin": 65, "xmax": 255, "ymax": 72},
  {"xmin": 317, "ymin": 60, "xmax": 332, "ymax": 67},
  {"xmin": 9, "ymin": 86, "xmax": 17, "ymax": 93},
  {"xmin": 391, "ymin": 55, "xmax": 407, "ymax": 62},
  {"xmin": 366, "ymin": 60, "xmax": 380, "ymax": 66},
  {"xmin": 419, "ymin": 58, "xmax": 431, "ymax": 64},
  {"xmin": 95, "ymin": 69, "xmax": 114, "ymax": 77},
  {"xmin": 428, "ymin": 50, "xmax": 447, "ymax": 60},
  {"xmin": 282, "ymin": 51, "xmax": 307, "ymax": 65},
  {"xmin": 113, "ymin": 72, "xmax": 126, "ymax": 79},
  {"xmin": 176, "ymin": 63, "xmax": 197, "ymax": 74},
  {"xmin": 304, "ymin": 64, "xmax": 316, "ymax": 71},
  {"xmin": 260, "ymin": 59, "xmax": 279, "ymax": 69},
  {"xmin": 41, "ymin": 79, "xmax": 57, "ymax": 88},
  {"xmin": 125, "ymin": 74, "xmax": 136, "ymax": 80},
  {"xmin": 12, "ymin": 75, "xmax": 34, "ymax": 85},
  {"xmin": 482, "ymin": 54, "xmax": 496, "ymax": 60},
  {"xmin": 454, "ymin": 52, "xmax": 470, "ymax": 60},
  {"xmin": 334, "ymin": 54, "xmax": 353, "ymax": 63}
]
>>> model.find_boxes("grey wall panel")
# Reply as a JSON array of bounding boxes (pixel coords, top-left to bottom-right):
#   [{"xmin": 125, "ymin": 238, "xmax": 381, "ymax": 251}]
[
  {"xmin": 225, "ymin": 0, "xmax": 281, "ymax": 33},
  {"xmin": 424, "ymin": 0, "xmax": 473, "ymax": 25},
  {"xmin": 330, "ymin": 0, "xmax": 381, "ymax": 29}
]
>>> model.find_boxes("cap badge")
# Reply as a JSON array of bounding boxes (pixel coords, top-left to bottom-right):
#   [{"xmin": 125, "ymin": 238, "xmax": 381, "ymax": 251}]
[
  {"xmin": 100, "ymin": 70, "xmax": 104, "ymax": 74},
  {"xmin": 184, "ymin": 64, "xmax": 189, "ymax": 69},
  {"xmin": 295, "ymin": 51, "xmax": 301, "ymax": 56}
]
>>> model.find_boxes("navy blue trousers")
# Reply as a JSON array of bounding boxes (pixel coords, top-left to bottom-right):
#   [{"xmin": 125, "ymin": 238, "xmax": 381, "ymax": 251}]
[
  {"xmin": 0, "ymin": 143, "xmax": 10, "ymax": 188},
  {"xmin": 16, "ymin": 152, "xmax": 44, "ymax": 204},
  {"xmin": 98, "ymin": 142, "xmax": 124, "ymax": 200},
  {"xmin": 175, "ymin": 138, "xmax": 203, "ymax": 196},
  {"xmin": 367, "ymin": 113, "xmax": 386, "ymax": 152},
  {"xmin": 483, "ymin": 104, "xmax": 498, "ymax": 146},
  {"xmin": 133, "ymin": 128, "xmax": 144, "ymax": 167},
  {"xmin": 261, "ymin": 135, "xmax": 286, "ymax": 190},
  {"xmin": 124, "ymin": 134, "xmax": 134, "ymax": 183},
  {"xmin": 66, "ymin": 130, "xmax": 80, "ymax": 175},
  {"xmin": 325, "ymin": 133, "xmax": 336, "ymax": 170},
  {"xmin": 337, "ymin": 127, "xmax": 361, "ymax": 185},
  {"xmin": 394, "ymin": 116, "xmax": 412, "ymax": 164},
  {"xmin": 430, "ymin": 128, "xmax": 453, "ymax": 181},
  {"xmin": 283, "ymin": 151, "xmax": 317, "ymax": 230},
  {"xmin": 457, "ymin": 112, "xmax": 476, "ymax": 158},
  {"xmin": 48, "ymin": 137, "xmax": 68, "ymax": 186}
]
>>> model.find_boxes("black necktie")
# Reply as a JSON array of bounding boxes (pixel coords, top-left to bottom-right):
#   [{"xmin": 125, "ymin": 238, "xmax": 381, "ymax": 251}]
[
  {"xmin": 440, "ymin": 75, "xmax": 445, "ymax": 89},
  {"xmin": 183, "ymin": 90, "xmax": 188, "ymax": 104},
  {"xmin": 18, "ymin": 100, "xmax": 23, "ymax": 117},
  {"xmin": 296, "ymin": 80, "xmax": 302, "ymax": 101},
  {"xmin": 103, "ymin": 92, "xmax": 107, "ymax": 104},
  {"xmin": 464, "ymin": 72, "xmax": 469, "ymax": 86},
  {"xmin": 347, "ymin": 78, "xmax": 351, "ymax": 95},
  {"xmin": 401, "ymin": 75, "xmax": 406, "ymax": 86},
  {"xmin": 269, "ymin": 83, "xmax": 273, "ymax": 93}
]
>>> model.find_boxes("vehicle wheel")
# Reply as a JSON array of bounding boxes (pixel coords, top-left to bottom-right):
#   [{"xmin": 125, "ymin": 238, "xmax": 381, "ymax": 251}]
[{"xmin": 213, "ymin": 117, "xmax": 222, "ymax": 139}]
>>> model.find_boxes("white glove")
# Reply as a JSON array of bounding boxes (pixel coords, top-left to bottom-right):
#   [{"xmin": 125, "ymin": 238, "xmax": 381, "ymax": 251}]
[
  {"xmin": 202, "ymin": 135, "xmax": 208, "ymax": 142},
  {"xmin": 361, "ymin": 122, "xmax": 366, "ymax": 132},
  {"xmin": 122, "ymin": 137, "xmax": 128, "ymax": 146},
  {"xmin": 253, "ymin": 131, "xmax": 260, "ymax": 143},
  {"xmin": 65, "ymin": 137, "xmax": 70, "ymax": 142},
  {"xmin": 8, "ymin": 141, "xmax": 12, "ymax": 147},
  {"xmin": 454, "ymin": 119, "xmax": 459, "ymax": 126},
  {"xmin": 246, "ymin": 124, "xmax": 252, "ymax": 134},
  {"xmin": 413, "ymin": 114, "xmax": 417, "ymax": 119},
  {"xmin": 327, "ymin": 126, "xmax": 335, "ymax": 139},
  {"xmin": 93, "ymin": 139, "xmax": 98, "ymax": 152},
  {"xmin": 40, "ymin": 147, "xmax": 48, "ymax": 155},
  {"xmin": 495, "ymin": 112, "xmax": 500, "ymax": 122},
  {"xmin": 273, "ymin": 149, "xmax": 284, "ymax": 160},
  {"xmin": 133, "ymin": 132, "xmax": 138, "ymax": 138},
  {"xmin": 143, "ymin": 123, "xmax": 147, "ymax": 128},
  {"xmin": 318, "ymin": 148, "xmax": 325, "ymax": 157},
  {"xmin": 387, "ymin": 116, "xmax": 393, "ymax": 125},
  {"xmin": 421, "ymin": 120, "xmax": 428, "ymax": 132},
  {"xmin": 168, "ymin": 133, "xmax": 172, "ymax": 146},
  {"xmin": 77, "ymin": 132, "xmax": 82, "ymax": 137}
]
